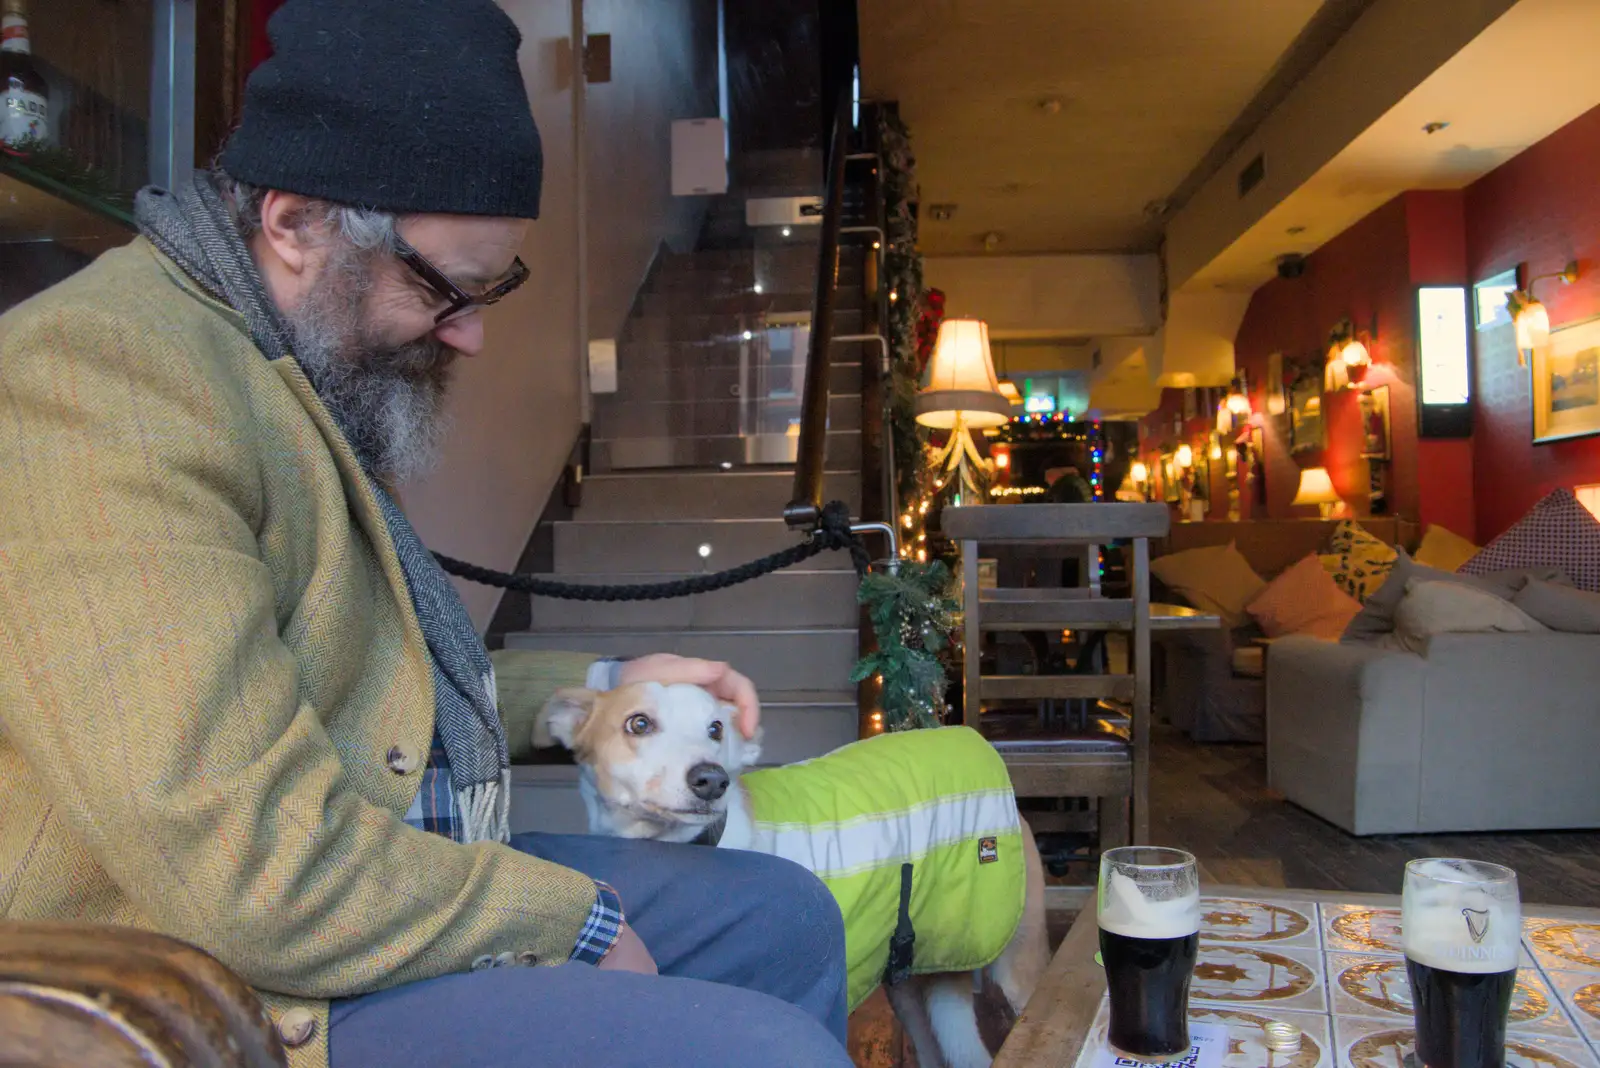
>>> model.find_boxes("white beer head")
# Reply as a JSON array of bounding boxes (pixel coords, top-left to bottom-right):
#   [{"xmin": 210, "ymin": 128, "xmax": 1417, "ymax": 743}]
[
  {"xmin": 1098, "ymin": 847, "xmax": 1200, "ymax": 940},
  {"xmin": 1402, "ymin": 859, "xmax": 1521, "ymax": 974}
]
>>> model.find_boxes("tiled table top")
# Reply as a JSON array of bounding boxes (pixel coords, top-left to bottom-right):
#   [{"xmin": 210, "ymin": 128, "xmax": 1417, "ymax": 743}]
[{"xmin": 1067, "ymin": 894, "xmax": 1600, "ymax": 1068}]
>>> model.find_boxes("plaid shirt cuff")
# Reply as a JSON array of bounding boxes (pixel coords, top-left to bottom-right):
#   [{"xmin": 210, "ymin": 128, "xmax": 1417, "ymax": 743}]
[{"xmin": 568, "ymin": 880, "xmax": 625, "ymax": 965}]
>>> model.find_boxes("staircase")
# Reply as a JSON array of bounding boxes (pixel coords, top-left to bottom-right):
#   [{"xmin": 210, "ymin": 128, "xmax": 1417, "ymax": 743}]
[{"xmin": 504, "ymin": 214, "xmax": 875, "ymax": 835}]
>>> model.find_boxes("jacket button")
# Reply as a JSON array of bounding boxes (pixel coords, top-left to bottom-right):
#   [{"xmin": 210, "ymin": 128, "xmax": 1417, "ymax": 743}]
[
  {"xmin": 494, "ymin": 951, "xmax": 516, "ymax": 968},
  {"xmin": 386, "ymin": 745, "xmax": 418, "ymax": 774},
  {"xmin": 516, "ymin": 950, "xmax": 539, "ymax": 967},
  {"xmin": 276, "ymin": 1007, "xmax": 317, "ymax": 1048},
  {"xmin": 471, "ymin": 954, "xmax": 495, "ymax": 972}
]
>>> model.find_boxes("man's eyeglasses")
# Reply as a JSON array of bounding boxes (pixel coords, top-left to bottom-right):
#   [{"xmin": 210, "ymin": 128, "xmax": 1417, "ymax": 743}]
[{"xmin": 392, "ymin": 232, "xmax": 530, "ymax": 324}]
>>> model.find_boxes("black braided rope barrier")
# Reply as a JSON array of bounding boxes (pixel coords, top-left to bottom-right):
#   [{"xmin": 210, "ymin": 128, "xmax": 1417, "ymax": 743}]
[{"xmin": 433, "ymin": 500, "xmax": 872, "ymax": 600}]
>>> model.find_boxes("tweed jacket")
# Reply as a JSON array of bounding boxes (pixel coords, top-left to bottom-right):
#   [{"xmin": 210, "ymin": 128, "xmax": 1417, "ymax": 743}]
[{"xmin": 0, "ymin": 239, "xmax": 601, "ymax": 1067}]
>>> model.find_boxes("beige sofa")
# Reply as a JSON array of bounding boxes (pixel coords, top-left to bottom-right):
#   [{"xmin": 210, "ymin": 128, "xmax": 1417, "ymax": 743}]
[
  {"xmin": 1153, "ymin": 518, "xmax": 1411, "ymax": 742},
  {"xmin": 1266, "ymin": 631, "xmax": 1600, "ymax": 835}
]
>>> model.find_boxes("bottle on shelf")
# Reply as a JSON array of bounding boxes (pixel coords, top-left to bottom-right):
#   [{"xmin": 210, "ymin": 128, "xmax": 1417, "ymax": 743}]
[{"xmin": 2, "ymin": 0, "xmax": 50, "ymax": 148}]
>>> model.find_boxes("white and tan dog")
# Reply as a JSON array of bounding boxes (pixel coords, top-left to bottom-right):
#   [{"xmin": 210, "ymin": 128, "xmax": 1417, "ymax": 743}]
[{"xmin": 539, "ymin": 681, "xmax": 1049, "ymax": 1068}]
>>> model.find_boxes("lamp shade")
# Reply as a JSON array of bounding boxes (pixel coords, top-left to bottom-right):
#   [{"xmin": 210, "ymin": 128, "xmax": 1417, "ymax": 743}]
[
  {"xmin": 1515, "ymin": 301, "xmax": 1551, "ymax": 352},
  {"xmin": 1131, "ymin": 461, "xmax": 1149, "ymax": 483},
  {"xmin": 1291, "ymin": 467, "xmax": 1340, "ymax": 507},
  {"xmin": 915, "ymin": 318, "xmax": 1012, "ymax": 429}
]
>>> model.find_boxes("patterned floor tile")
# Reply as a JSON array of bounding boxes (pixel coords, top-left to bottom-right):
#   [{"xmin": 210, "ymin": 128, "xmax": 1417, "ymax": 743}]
[
  {"xmin": 1201, "ymin": 898, "xmax": 1323, "ymax": 951},
  {"xmin": 1190, "ymin": 944, "xmax": 1327, "ymax": 1014}
]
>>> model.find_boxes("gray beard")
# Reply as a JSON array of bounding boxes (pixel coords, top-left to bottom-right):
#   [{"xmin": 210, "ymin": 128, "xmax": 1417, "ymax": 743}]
[{"xmin": 284, "ymin": 249, "xmax": 457, "ymax": 484}]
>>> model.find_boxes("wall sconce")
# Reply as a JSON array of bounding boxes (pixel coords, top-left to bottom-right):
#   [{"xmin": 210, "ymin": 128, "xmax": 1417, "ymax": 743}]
[
  {"xmin": 1131, "ymin": 460, "xmax": 1149, "ymax": 484},
  {"xmin": 1216, "ymin": 372, "xmax": 1251, "ymax": 434},
  {"xmin": 1508, "ymin": 261, "xmax": 1579, "ymax": 366},
  {"xmin": 1325, "ymin": 317, "xmax": 1373, "ymax": 391},
  {"xmin": 1208, "ymin": 435, "xmax": 1223, "ymax": 461},
  {"xmin": 1174, "ymin": 443, "xmax": 1195, "ymax": 469}
]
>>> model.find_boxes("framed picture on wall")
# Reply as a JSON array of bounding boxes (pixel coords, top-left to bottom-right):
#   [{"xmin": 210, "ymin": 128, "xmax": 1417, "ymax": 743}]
[
  {"xmin": 1359, "ymin": 384, "xmax": 1392, "ymax": 459},
  {"xmin": 1533, "ymin": 315, "xmax": 1600, "ymax": 444},
  {"xmin": 1286, "ymin": 362, "xmax": 1324, "ymax": 454}
]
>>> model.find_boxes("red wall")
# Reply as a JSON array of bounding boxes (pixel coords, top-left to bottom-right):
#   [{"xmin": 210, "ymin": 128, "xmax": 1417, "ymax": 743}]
[
  {"xmin": 1466, "ymin": 104, "xmax": 1600, "ymax": 539},
  {"xmin": 247, "ymin": 0, "xmax": 286, "ymax": 73}
]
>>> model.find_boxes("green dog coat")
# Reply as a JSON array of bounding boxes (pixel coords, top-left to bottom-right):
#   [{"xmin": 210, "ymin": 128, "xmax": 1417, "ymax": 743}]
[{"xmin": 738, "ymin": 725, "xmax": 1025, "ymax": 1011}]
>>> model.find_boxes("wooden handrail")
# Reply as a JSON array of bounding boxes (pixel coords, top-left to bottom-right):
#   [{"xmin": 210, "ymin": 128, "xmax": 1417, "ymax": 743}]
[{"xmin": 784, "ymin": 87, "xmax": 855, "ymax": 529}]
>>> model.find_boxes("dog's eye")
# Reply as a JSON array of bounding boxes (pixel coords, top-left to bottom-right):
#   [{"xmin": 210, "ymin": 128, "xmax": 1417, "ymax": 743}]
[
  {"xmin": 623, "ymin": 713, "xmax": 654, "ymax": 736},
  {"xmin": 708, "ymin": 720, "xmax": 723, "ymax": 742}
]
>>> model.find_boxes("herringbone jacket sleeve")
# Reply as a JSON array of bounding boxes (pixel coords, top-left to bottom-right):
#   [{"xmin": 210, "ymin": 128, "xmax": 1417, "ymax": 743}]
[{"xmin": 0, "ymin": 272, "xmax": 601, "ymax": 997}]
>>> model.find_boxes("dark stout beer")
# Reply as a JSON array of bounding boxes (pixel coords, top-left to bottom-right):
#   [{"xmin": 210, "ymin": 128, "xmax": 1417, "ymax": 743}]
[
  {"xmin": 1402, "ymin": 859, "xmax": 1521, "ymax": 1068},
  {"xmin": 1098, "ymin": 847, "xmax": 1201, "ymax": 1062},
  {"xmin": 1100, "ymin": 928, "xmax": 1201, "ymax": 1060},
  {"xmin": 1405, "ymin": 959, "xmax": 1517, "ymax": 1068}
]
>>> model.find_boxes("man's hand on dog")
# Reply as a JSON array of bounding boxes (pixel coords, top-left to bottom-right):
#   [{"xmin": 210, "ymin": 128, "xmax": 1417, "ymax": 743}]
[
  {"xmin": 595, "ymin": 923, "xmax": 657, "ymax": 975},
  {"xmin": 616, "ymin": 655, "xmax": 760, "ymax": 740}
]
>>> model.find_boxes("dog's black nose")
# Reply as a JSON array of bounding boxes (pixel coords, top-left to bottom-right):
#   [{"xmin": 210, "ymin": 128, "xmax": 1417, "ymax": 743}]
[{"xmin": 687, "ymin": 762, "xmax": 729, "ymax": 801}]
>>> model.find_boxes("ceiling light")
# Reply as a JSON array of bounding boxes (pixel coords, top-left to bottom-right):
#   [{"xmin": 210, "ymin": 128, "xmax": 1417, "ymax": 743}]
[
  {"xmin": 780, "ymin": 227, "xmax": 791, "ymax": 238},
  {"xmin": 753, "ymin": 282, "xmax": 763, "ymax": 294},
  {"xmin": 697, "ymin": 543, "xmax": 713, "ymax": 559},
  {"xmin": 1039, "ymin": 97, "xmax": 1063, "ymax": 115},
  {"xmin": 719, "ymin": 461, "xmax": 733, "ymax": 470},
  {"xmin": 1423, "ymin": 121, "xmax": 1450, "ymax": 135},
  {"xmin": 929, "ymin": 204, "xmax": 957, "ymax": 222},
  {"xmin": 742, "ymin": 330, "xmax": 754, "ymax": 341},
  {"xmin": 1287, "ymin": 225, "xmax": 1306, "ymax": 236},
  {"xmin": 983, "ymin": 232, "xmax": 1002, "ymax": 252}
]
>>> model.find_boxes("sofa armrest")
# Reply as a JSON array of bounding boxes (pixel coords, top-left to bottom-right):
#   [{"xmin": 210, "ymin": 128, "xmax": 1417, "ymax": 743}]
[
  {"xmin": 1266, "ymin": 636, "xmax": 1428, "ymax": 834},
  {"xmin": 1411, "ymin": 633, "xmax": 1600, "ymax": 831}
]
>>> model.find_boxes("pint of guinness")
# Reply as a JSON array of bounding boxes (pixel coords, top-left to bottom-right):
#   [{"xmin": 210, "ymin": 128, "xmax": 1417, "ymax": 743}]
[
  {"xmin": 1401, "ymin": 859, "xmax": 1522, "ymax": 1068},
  {"xmin": 1097, "ymin": 847, "xmax": 1201, "ymax": 1062}
]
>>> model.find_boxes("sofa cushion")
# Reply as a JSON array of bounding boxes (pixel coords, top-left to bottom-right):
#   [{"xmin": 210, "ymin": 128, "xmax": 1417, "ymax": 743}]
[
  {"xmin": 1248, "ymin": 553, "xmax": 1362, "ymax": 640},
  {"xmin": 1320, "ymin": 521, "xmax": 1399, "ymax": 602},
  {"xmin": 1413, "ymin": 524, "xmax": 1480, "ymax": 573},
  {"xmin": 1340, "ymin": 551, "xmax": 1566, "ymax": 644},
  {"xmin": 1459, "ymin": 487, "xmax": 1600, "ymax": 593},
  {"xmin": 1394, "ymin": 578, "xmax": 1545, "ymax": 653},
  {"xmin": 1149, "ymin": 541, "xmax": 1266, "ymax": 628},
  {"xmin": 1511, "ymin": 579, "xmax": 1600, "ymax": 633}
]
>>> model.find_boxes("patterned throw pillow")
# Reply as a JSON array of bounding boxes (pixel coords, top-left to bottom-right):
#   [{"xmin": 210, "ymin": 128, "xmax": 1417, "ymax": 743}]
[
  {"xmin": 1459, "ymin": 488, "xmax": 1600, "ymax": 593},
  {"xmin": 1319, "ymin": 520, "xmax": 1399, "ymax": 602}
]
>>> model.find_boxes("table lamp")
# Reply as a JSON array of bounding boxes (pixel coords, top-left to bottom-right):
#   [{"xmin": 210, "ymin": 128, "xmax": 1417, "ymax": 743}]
[
  {"xmin": 915, "ymin": 318, "xmax": 1013, "ymax": 502},
  {"xmin": 1291, "ymin": 466, "xmax": 1343, "ymax": 518}
]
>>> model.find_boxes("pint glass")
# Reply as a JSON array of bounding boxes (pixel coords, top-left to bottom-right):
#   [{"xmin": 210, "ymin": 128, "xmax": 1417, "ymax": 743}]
[
  {"xmin": 1402, "ymin": 859, "xmax": 1521, "ymax": 1068},
  {"xmin": 1098, "ymin": 846, "xmax": 1201, "ymax": 1061}
]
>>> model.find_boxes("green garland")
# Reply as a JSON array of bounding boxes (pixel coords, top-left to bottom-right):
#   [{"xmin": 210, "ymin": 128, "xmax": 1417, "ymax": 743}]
[
  {"xmin": 878, "ymin": 109, "xmax": 932, "ymax": 513},
  {"xmin": 851, "ymin": 560, "xmax": 960, "ymax": 731}
]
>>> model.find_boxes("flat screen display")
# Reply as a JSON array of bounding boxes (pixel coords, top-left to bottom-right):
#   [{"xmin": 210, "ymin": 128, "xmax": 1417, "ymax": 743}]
[{"xmin": 1417, "ymin": 286, "xmax": 1470, "ymax": 406}]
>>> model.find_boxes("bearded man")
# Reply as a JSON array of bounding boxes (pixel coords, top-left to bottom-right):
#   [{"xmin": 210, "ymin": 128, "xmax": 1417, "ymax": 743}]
[{"xmin": 0, "ymin": 2, "xmax": 848, "ymax": 1066}]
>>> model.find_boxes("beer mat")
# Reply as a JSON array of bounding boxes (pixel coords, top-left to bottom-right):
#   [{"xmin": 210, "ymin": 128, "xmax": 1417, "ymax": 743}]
[{"xmin": 1089, "ymin": 1020, "xmax": 1228, "ymax": 1068}]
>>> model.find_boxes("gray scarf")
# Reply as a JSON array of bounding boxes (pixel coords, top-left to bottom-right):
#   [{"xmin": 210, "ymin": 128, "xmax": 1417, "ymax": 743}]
[{"xmin": 135, "ymin": 175, "xmax": 511, "ymax": 845}]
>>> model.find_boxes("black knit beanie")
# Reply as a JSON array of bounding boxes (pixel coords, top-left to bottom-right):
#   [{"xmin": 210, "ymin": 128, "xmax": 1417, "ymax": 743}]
[{"xmin": 219, "ymin": 0, "xmax": 543, "ymax": 219}]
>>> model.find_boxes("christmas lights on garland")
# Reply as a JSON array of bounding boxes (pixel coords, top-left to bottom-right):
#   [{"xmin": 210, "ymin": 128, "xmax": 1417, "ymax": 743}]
[{"xmin": 851, "ymin": 559, "xmax": 961, "ymax": 732}]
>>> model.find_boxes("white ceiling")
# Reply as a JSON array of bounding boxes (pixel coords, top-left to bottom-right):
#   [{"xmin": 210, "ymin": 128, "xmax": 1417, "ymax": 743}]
[
  {"xmin": 1188, "ymin": 0, "xmax": 1600, "ymax": 290},
  {"xmin": 858, "ymin": 0, "xmax": 1328, "ymax": 255}
]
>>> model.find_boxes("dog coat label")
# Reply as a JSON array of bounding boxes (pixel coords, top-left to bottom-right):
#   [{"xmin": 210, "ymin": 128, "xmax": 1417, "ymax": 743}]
[{"xmin": 979, "ymin": 836, "xmax": 998, "ymax": 864}]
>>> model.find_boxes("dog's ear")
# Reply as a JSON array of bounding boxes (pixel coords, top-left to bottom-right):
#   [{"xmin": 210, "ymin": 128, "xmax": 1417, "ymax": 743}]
[
  {"xmin": 719, "ymin": 702, "xmax": 763, "ymax": 770},
  {"xmin": 537, "ymin": 688, "xmax": 597, "ymax": 749}
]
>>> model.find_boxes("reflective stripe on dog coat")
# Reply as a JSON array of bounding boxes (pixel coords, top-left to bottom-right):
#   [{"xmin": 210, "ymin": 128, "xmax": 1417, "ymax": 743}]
[{"xmin": 740, "ymin": 725, "xmax": 1026, "ymax": 1012}]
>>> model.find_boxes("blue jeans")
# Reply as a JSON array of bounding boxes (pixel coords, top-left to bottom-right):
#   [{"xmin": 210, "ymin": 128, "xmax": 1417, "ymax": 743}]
[{"xmin": 327, "ymin": 832, "xmax": 850, "ymax": 1067}]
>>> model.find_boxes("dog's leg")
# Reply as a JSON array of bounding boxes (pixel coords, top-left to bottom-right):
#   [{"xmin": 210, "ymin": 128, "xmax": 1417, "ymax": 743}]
[
  {"xmin": 989, "ymin": 816, "xmax": 1052, "ymax": 1017},
  {"xmin": 885, "ymin": 977, "xmax": 947, "ymax": 1068},
  {"xmin": 925, "ymin": 973, "xmax": 992, "ymax": 1068}
]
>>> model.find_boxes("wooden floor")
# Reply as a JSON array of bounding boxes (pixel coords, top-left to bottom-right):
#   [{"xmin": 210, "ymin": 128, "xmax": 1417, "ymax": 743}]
[{"xmin": 847, "ymin": 728, "xmax": 1600, "ymax": 1067}]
